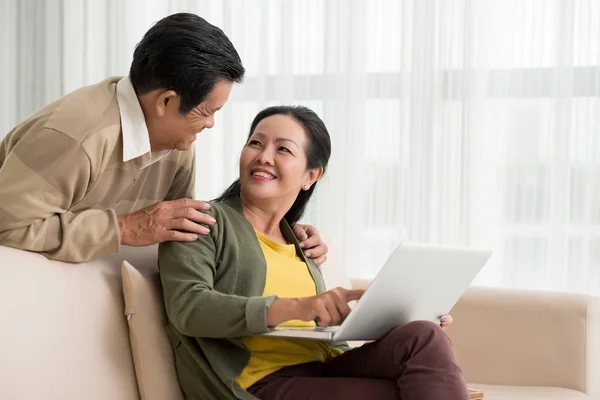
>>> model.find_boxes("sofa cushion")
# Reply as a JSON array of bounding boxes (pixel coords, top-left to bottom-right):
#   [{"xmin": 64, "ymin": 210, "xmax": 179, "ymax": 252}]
[
  {"xmin": 121, "ymin": 260, "xmax": 183, "ymax": 400},
  {"xmin": 469, "ymin": 383, "xmax": 588, "ymax": 399}
]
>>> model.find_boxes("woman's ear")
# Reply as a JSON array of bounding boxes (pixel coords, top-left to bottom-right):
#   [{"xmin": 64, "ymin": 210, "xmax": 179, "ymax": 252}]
[{"xmin": 304, "ymin": 168, "xmax": 324, "ymax": 188}]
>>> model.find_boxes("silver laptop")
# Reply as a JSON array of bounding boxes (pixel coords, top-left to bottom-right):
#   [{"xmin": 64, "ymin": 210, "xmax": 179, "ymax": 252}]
[{"xmin": 259, "ymin": 242, "xmax": 491, "ymax": 341}]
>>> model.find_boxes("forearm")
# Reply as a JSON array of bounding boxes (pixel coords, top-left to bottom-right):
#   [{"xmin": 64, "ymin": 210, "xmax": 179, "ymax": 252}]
[
  {"xmin": 0, "ymin": 209, "xmax": 120, "ymax": 262},
  {"xmin": 166, "ymin": 286, "xmax": 277, "ymax": 338},
  {"xmin": 266, "ymin": 298, "xmax": 302, "ymax": 326},
  {"xmin": 0, "ymin": 128, "xmax": 108, "ymax": 262},
  {"xmin": 158, "ymin": 230, "xmax": 281, "ymax": 339}
]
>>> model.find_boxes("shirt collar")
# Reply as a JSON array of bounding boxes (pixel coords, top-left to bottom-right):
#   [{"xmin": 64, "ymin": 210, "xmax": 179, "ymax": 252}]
[{"xmin": 116, "ymin": 76, "xmax": 171, "ymax": 167}]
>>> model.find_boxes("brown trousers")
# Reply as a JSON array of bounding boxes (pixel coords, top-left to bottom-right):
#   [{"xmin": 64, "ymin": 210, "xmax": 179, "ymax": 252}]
[{"xmin": 247, "ymin": 321, "xmax": 469, "ymax": 400}]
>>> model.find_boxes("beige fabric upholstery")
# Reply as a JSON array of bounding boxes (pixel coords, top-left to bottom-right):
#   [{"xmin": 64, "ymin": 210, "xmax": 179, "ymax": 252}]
[
  {"xmin": 352, "ymin": 280, "xmax": 600, "ymax": 399},
  {"xmin": 446, "ymin": 286, "xmax": 600, "ymax": 399},
  {"xmin": 467, "ymin": 384, "xmax": 589, "ymax": 399},
  {"xmin": 121, "ymin": 260, "xmax": 183, "ymax": 400},
  {"xmin": 2, "ymin": 242, "xmax": 599, "ymax": 400},
  {"xmin": 0, "ymin": 245, "xmax": 159, "ymax": 400}
]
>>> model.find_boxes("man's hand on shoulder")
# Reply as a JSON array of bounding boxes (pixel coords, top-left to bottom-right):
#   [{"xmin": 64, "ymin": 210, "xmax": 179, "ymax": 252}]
[
  {"xmin": 118, "ymin": 198, "xmax": 215, "ymax": 246},
  {"xmin": 293, "ymin": 223, "xmax": 329, "ymax": 268}
]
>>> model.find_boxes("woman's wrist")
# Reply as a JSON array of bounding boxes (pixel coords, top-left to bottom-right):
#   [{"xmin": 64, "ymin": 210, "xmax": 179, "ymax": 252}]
[{"xmin": 266, "ymin": 298, "xmax": 301, "ymax": 326}]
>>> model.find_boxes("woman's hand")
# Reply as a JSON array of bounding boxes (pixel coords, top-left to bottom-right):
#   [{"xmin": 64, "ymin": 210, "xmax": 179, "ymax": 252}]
[
  {"xmin": 266, "ymin": 287, "xmax": 365, "ymax": 327},
  {"xmin": 293, "ymin": 224, "xmax": 328, "ymax": 267},
  {"xmin": 439, "ymin": 314, "xmax": 453, "ymax": 329},
  {"xmin": 297, "ymin": 288, "xmax": 365, "ymax": 327}
]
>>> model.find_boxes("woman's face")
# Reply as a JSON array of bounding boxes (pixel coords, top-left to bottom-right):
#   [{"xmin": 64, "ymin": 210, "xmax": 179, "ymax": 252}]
[{"xmin": 239, "ymin": 114, "xmax": 320, "ymax": 206}]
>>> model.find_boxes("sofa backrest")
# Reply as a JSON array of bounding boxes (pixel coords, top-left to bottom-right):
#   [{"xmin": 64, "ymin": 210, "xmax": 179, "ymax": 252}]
[
  {"xmin": 446, "ymin": 286, "xmax": 600, "ymax": 395},
  {"xmin": 0, "ymin": 245, "xmax": 159, "ymax": 400}
]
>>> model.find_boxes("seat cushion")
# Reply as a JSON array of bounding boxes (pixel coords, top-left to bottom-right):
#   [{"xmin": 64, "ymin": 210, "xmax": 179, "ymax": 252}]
[
  {"xmin": 469, "ymin": 383, "xmax": 589, "ymax": 399},
  {"xmin": 121, "ymin": 260, "xmax": 183, "ymax": 400}
]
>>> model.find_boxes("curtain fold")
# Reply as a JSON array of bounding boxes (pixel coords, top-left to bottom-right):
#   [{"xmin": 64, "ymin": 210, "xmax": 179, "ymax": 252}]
[{"xmin": 1, "ymin": 0, "xmax": 598, "ymax": 294}]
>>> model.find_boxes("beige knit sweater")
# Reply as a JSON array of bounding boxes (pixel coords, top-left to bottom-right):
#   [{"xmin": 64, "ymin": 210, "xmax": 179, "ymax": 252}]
[{"xmin": 0, "ymin": 77, "xmax": 195, "ymax": 262}]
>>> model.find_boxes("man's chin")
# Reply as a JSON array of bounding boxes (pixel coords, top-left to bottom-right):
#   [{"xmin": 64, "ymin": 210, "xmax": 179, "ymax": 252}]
[{"xmin": 175, "ymin": 141, "xmax": 193, "ymax": 151}]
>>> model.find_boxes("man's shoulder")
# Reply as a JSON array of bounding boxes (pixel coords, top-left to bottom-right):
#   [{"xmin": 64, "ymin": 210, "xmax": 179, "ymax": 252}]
[
  {"xmin": 44, "ymin": 77, "xmax": 122, "ymax": 145},
  {"xmin": 2, "ymin": 78, "xmax": 123, "ymax": 158}
]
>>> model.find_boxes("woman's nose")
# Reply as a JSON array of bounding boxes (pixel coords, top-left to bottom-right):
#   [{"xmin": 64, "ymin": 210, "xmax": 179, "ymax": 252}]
[{"xmin": 256, "ymin": 149, "xmax": 274, "ymax": 165}]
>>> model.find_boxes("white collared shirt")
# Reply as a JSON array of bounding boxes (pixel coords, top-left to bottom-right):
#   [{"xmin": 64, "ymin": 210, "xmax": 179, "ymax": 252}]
[{"xmin": 116, "ymin": 76, "xmax": 171, "ymax": 168}]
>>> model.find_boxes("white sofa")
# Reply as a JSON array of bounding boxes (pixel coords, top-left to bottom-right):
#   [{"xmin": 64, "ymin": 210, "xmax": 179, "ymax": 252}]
[{"xmin": 1, "ymin": 244, "xmax": 598, "ymax": 399}]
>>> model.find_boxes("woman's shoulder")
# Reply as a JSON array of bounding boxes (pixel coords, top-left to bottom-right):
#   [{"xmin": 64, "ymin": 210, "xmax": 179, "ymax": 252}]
[
  {"xmin": 158, "ymin": 200, "xmax": 249, "ymax": 261},
  {"xmin": 208, "ymin": 198, "xmax": 246, "ymax": 222}
]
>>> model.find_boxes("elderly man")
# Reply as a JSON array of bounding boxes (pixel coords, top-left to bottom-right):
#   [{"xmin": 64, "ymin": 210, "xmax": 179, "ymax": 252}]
[{"xmin": 0, "ymin": 12, "xmax": 328, "ymax": 264}]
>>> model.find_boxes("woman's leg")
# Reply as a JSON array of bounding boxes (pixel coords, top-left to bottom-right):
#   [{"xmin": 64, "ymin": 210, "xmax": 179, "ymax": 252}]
[
  {"xmin": 246, "ymin": 362, "xmax": 397, "ymax": 400},
  {"xmin": 323, "ymin": 320, "xmax": 469, "ymax": 400}
]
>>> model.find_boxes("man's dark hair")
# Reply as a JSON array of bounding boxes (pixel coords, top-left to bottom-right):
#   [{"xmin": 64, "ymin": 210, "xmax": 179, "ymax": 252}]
[
  {"xmin": 214, "ymin": 106, "xmax": 332, "ymax": 226},
  {"xmin": 130, "ymin": 12, "xmax": 245, "ymax": 114}
]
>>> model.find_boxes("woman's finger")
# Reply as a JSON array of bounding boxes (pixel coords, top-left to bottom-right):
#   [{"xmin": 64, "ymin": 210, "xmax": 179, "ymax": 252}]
[{"xmin": 439, "ymin": 314, "xmax": 454, "ymax": 328}]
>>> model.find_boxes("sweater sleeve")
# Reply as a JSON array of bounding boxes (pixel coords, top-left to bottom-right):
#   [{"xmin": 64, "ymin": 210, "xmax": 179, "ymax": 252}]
[
  {"xmin": 159, "ymin": 219, "xmax": 277, "ymax": 339},
  {"xmin": 0, "ymin": 129, "xmax": 120, "ymax": 262}
]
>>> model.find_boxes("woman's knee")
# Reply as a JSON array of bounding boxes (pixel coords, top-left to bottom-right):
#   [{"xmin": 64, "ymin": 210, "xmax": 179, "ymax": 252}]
[
  {"xmin": 386, "ymin": 320, "xmax": 451, "ymax": 350},
  {"xmin": 390, "ymin": 320, "xmax": 444, "ymax": 338}
]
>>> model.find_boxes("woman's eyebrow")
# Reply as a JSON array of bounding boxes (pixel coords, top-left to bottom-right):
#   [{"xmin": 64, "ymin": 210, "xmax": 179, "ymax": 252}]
[{"xmin": 252, "ymin": 132, "xmax": 298, "ymax": 147}]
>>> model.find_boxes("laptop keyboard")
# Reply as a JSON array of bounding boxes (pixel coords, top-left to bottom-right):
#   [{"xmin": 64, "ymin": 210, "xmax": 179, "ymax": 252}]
[{"xmin": 314, "ymin": 326, "xmax": 340, "ymax": 332}]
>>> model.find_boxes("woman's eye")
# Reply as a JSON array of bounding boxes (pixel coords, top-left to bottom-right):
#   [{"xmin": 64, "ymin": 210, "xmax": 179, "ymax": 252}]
[
  {"xmin": 278, "ymin": 146, "xmax": 291, "ymax": 153},
  {"xmin": 248, "ymin": 140, "xmax": 261, "ymax": 146}
]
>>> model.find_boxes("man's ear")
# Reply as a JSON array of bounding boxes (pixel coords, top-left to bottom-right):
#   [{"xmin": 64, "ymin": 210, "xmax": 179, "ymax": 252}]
[{"xmin": 155, "ymin": 90, "xmax": 179, "ymax": 117}]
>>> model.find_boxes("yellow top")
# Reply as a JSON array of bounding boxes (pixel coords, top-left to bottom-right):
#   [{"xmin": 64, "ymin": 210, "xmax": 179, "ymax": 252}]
[{"xmin": 235, "ymin": 230, "xmax": 343, "ymax": 389}]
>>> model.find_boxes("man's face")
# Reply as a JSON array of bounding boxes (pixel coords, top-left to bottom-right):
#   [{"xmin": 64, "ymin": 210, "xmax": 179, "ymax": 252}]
[{"xmin": 150, "ymin": 80, "xmax": 233, "ymax": 152}]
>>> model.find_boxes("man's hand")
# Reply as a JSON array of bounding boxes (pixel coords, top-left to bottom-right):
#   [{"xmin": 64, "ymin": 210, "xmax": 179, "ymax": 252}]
[
  {"xmin": 117, "ymin": 198, "xmax": 215, "ymax": 246},
  {"xmin": 293, "ymin": 224, "xmax": 328, "ymax": 267}
]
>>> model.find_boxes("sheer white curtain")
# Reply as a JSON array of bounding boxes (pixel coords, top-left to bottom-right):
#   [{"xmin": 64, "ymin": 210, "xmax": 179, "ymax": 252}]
[{"xmin": 1, "ymin": 0, "xmax": 599, "ymax": 294}]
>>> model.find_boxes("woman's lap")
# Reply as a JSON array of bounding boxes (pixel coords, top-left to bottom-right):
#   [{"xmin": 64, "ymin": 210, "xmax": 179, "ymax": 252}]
[
  {"xmin": 246, "ymin": 321, "xmax": 469, "ymax": 400},
  {"xmin": 246, "ymin": 362, "xmax": 397, "ymax": 400}
]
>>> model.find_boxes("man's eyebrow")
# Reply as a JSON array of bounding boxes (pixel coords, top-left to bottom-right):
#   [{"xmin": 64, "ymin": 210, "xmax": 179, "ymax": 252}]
[{"xmin": 202, "ymin": 105, "xmax": 222, "ymax": 114}]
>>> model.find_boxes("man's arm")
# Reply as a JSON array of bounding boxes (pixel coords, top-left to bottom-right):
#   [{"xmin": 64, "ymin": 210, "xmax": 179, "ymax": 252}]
[
  {"xmin": 0, "ymin": 129, "xmax": 119, "ymax": 262},
  {"xmin": 114, "ymin": 149, "xmax": 218, "ymax": 247}
]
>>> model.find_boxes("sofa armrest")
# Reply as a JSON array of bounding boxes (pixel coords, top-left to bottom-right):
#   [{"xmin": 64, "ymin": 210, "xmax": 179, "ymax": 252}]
[{"xmin": 445, "ymin": 286, "xmax": 600, "ymax": 395}]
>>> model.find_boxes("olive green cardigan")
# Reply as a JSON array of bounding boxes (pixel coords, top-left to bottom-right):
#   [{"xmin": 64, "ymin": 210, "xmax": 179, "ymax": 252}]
[{"xmin": 158, "ymin": 197, "xmax": 348, "ymax": 400}]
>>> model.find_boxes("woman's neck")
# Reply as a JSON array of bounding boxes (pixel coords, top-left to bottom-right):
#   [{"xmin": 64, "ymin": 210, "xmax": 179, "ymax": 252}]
[{"xmin": 239, "ymin": 193, "xmax": 289, "ymax": 243}]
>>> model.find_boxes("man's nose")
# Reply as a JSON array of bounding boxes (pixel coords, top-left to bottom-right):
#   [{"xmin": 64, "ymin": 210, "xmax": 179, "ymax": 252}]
[{"xmin": 205, "ymin": 115, "xmax": 215, "ymax": 129}]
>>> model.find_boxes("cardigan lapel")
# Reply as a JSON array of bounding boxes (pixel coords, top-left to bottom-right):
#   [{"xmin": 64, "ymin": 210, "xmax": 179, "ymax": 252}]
[{"xmin": 221, "ymin": 196, "xmax": 327, "ymax": 294}]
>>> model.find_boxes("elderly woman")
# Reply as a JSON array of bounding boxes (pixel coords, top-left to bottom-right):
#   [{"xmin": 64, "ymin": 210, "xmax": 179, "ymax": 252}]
[{"xmin": 159, "ymin": 106, "xmax": 468, "ymax": 400}]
